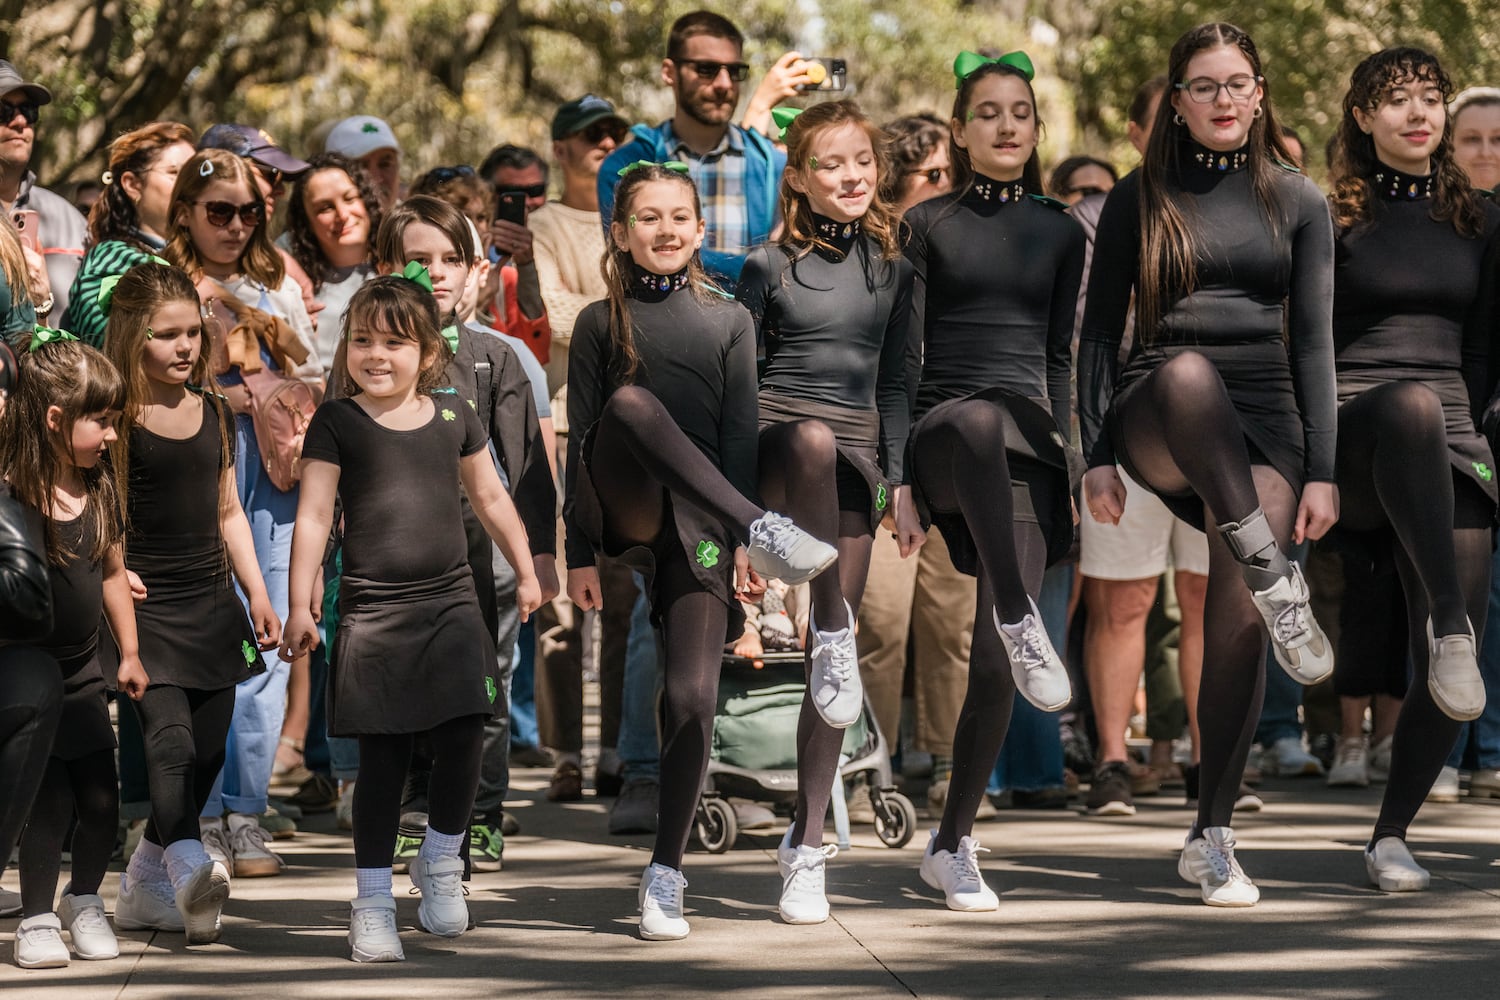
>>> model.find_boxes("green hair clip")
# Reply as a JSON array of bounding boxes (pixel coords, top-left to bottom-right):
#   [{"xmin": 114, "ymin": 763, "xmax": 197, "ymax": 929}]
[
  {"xmin": 952, "ymin": 50, "xmax": 1035, "ymax": 89},
  {"xmin": 616, "ymin": 160, "xmax": 690, "ymax": 178},
  {"xmin": 770, "ymin": 106, "xmax": 805, "ymax": 142},
  {"xmin": 400, "ymin": 260, "xmax": 434, "ymax": 292},
  {"xmin": 29, "ymin": 324, "xmax": 79, "ymax": 353}
]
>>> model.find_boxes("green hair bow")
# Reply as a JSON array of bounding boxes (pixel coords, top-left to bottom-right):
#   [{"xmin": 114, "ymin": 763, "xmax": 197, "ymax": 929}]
[
  {"xmin": 401, "ymin": 261, "xmax": 434, "ymax": 293},
  {"xmin": 30, "ymin": 324, "xmax": 79, "ymax": 352},
  {"xmin": 96, "ymin": 255, "xmax": 173, "ymax": 317},
  {"xmin": 770, "ymin": 106, "xmax": 805, "ymax": 142},
  {"xmin": 616, "ymin": 160, "xmax": 690, "ymax": 178},
  {"xmin": 953, "ymin": 50, "xmax": 1035, "ymax": 88}
]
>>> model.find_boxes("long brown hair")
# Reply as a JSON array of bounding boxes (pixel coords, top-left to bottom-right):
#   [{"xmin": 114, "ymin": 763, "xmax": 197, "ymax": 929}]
[
  {"xmin": 1137, "ymin": 23, "xmax": 1296, "ymax": 341},
  {"xmin": 778, "ymin": 101, "xmax": 902, "ymax": 260},
  {"xmin": 0, "ymin": 213, "xmax": 29, "ymax": 302},
  {"xmin": 287, "ymin": 153, "xmax": 383, "ymax": 293},
  {"xmin": 163, "ymin": 149, "xmax": 285, "ymax": 289},
  {"xmin": 0, "ymin": 339, "xmax": 125, "ymax": 564},
  {"xmin": 949, "ymin": 62, "xmax": 1045, "ymax": 196},
  {"xmin": 600, "ymin": 165, "xmax": 721, "ymax": 382},
  {"xmin": 88, "ymin": 121, "xmax": 196, "ymax": 246},
  {"xmin": 1328, "ymin": 48, "xmax": 1484, "ymax": 237},
  {"xmin": 331, "ymin": 275, "xmax": 451, "ymax": 400}
]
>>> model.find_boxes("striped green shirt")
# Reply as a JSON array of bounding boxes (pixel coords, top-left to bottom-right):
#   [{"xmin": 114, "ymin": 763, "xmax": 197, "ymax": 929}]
[{"xmin": 60, "ymin": 239, "xmax": 158, "ymax": 347}]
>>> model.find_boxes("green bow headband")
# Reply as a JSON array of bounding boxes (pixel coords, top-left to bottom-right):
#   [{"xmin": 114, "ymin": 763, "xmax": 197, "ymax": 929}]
[
  {"xmin": 617, "ymin": 160, "xmax": 690, "ymax": 178},
  {"xmin": 401, "ymin": 260, "xmax": 434, "ymax": 293},
  {"xmin": 30, "ymin": 324, "xmax": 78, "ymax": 353},
  {"xmin": 953, "ymin": 50, "xmax": 1035, "ymax": 88},
  {"xmin": 771, "ymin": 107, "xmax": 805, "ymax": 142},
  {"xmin": 96, "ymin": 255, "xmax": 174, "ymax": 317}
]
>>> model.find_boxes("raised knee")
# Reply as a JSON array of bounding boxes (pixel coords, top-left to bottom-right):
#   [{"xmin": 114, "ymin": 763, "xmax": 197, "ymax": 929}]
[
  {"xmin": 603, "ymin": 384, "xmax": 658, "ymax": 425},
  {"xmin": 785, "ymin": 419, "xmax": 837, "ymax": 465},
  {"xmin": 1156, "ymin": 351, "xmax": 1222, "ymax": 396},
  {"xmin": 145, "ymin": 723, "xmax": 196, "ymax": 768},
  {"xmin": 1377, "ymin": 382, "xmax": 1444, "ymax": 436}
]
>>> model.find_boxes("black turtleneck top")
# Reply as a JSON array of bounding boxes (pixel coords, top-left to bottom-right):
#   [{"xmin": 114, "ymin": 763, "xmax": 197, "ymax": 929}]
[
  {"xmin": 735, "ymin": 216, "xmax": 915, "ymax": 479},
  {"xmin": 564, "ymin": 265, "xmax": 758, "ymax": 570},
  {"xmin": 1077, "ymin": 141, "xmax": 1337, "ymax": 480},
  {"xmin": 902, "ymin": 174, "xmax": 1086, "ymax": 437}
]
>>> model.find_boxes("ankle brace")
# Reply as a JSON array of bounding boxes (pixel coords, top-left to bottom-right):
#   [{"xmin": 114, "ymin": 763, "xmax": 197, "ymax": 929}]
[{"xmin": 1217, "ymin": 509, "xmax": 1291, "ymax": 592}]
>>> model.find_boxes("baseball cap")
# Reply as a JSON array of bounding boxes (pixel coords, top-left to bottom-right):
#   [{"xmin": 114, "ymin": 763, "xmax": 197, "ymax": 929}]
[
  {"xmin": 550, "ymin": 95, "xmax": 627, "ymax": 140},
  {"xmin": 200, "ymin": 124, "xmax": 311, "ymax": 178},
  {"xmin": 0, "ymin": 60, "xmax": 52, "ymax": 106},
  {"xmin": 326, "ymin": 116, "xmax": 400, "ymax": 160}
]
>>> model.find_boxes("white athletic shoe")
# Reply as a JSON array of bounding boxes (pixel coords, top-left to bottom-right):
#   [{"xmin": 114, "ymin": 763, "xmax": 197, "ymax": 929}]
[
  {"xmin": 1261, "ymin": 735, "xmax": 1324, "ymax": 777},
  {"xmin": 349, "ymin": 895, "xmax": 404, "ymax": 963},
  {"xmin": 637, "ymin": 863, "xmax": 689, "ymax": 941},
  {"xmin": 56, "ymin": 893, "xmax": 118, "ymax": 960},
  {"xmin": 1365, "ymin": 837, "xmax": 1430, "ymax": 892},
  {"xmin": 409, "ymin": 855, "xmax": 468, "ymax": 937},
  {"xmin": 1178, "ymin": 827, "xmax": 1259, "ymax": 907},
  {"xmin": 1369, "ymin": 734, "xmax": 1393, "ymax": 783},
  {"xmin": 14, "ymin": 913, "xmax": 70, "ymax": 969},
  {"xmin": 115, "ymin": 871, "xmax": 185, "ymax": 933},
  {"xmin": 746, "ymin": 513, "xmax": 837, "ymax": 585},
  {"xmin": 176, "ymin": 861, "xmax": 231, "ymax": 945},
  {"xmin": 808, "ymin": 601, "xmax": 863, "ymax": 729},
  {"xmin": 200, "ymin": 817, "xmax": 233, "ymax": 879},
  {"xmin": 1427, "ymin": 765, "xmax": 1461, "ymax": 803},
  {"xmin": 994, "ymin": 598, "xmax": 1071, "ymax": 712},
  {"xmin": 777, "ymin": 830, "xmax": 838, "ymax": 925},
  {"xmin": 919, "ymin": 831, "xmax": 999, "ymax": 911},
  {"xmin": 1427, "ymin": 618, "xmax": 1485, "ymax": 721},
  {"xmin": 1327, "ymin": 737, "xmax": 1370, "ymax": 787},
  {"xmin": 0, "ymin": 886, "xmax": 20, "ymax": 917},
  {"xmin": 1250, "ymin": 564, "xmax": 1333, "ymax": 684}
]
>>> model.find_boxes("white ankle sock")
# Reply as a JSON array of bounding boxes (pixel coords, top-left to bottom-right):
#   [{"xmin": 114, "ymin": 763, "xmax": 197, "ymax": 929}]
[
  {"xmin": 356, "ymin": 867, "xmax": 393, "ymax": 898},
  {"xmin": 163, "ymin": 838, "xmax": 213, "ymax": 891},
  {"xmin": 418, "ymin": 827, "xmax": 465, "ymax": 863},
  {"xmin": 126, "ymin": 840, "xmax": 168, "ymax": 886}
]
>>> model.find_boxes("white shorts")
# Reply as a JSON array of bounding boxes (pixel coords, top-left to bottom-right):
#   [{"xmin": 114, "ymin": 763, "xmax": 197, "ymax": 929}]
[{"xmin": 1079, "ymin": 466, "xmax": 1210, "ymax": 580}]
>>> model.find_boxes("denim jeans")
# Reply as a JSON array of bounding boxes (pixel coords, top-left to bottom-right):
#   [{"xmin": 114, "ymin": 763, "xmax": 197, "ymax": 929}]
[
  {"xmin": 990, "ymin": 564, "xmax": 1069, "ymax": 793},
  {"xmin": 511, "ymin": 621, "xmax": 540, "ymax": 748},
  {"xmin": 618, "ymin": 574, "xmax": 662, "ymax": 784},
  {"xmin": 1449, "ymin": 543, "xmax": 1500, "ymax": 770}
]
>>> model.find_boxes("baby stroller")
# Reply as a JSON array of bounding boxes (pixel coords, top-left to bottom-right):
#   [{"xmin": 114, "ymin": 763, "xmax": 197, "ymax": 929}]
[{"xmin": 694, "ymin": 650, "xmax": 917, "ymax": 853}]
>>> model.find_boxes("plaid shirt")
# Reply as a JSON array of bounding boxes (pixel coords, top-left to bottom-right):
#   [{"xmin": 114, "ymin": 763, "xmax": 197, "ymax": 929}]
[{"xmin": 667, "ymin": 123, "xmax": 749, "ymax": 262}]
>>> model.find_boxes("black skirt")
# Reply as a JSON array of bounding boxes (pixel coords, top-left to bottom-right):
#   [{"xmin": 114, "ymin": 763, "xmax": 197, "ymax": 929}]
[
  {"xmin": 758, "ymin": 391, "xmax": 888, "ymax": 535},
  {"xmin": 133, "ymin": 566, "xmax": 261, "ymax": 691}
]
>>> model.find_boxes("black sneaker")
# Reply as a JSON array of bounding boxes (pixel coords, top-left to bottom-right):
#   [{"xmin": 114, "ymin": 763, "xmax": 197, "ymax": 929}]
[{"xmin": 1086, "ymin": 762, "xmax": 1137, "ymax": 816}]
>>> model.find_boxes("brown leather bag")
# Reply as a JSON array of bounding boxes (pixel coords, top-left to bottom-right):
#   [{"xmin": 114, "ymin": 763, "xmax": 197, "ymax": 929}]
[{"xmin": 241, "ymin": 366, "xmax": 316, "ymax": 492}]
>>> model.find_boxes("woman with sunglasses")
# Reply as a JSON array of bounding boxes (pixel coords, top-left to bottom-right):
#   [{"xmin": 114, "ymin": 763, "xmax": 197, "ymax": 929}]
[
  {"xmin": 880, "ymin": 114, "xmax": 953, "ymax": 214},
  {"xmin": 162, "ymin": 147, "xmax": 319, "ymax": 884},
  {"xmin": 1078, "ymin": 22, "xmax": 1337, "ymax": 907}
]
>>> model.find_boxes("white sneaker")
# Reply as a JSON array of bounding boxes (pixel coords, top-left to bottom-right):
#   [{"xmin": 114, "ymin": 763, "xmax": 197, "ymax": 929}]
[
  {"xmin": 777, "ymin": 830, "xmax": 838, "ymax": 925},
  {"xmin": 808, "ymin": 601, "xmax": 862, "ymax": 729},
  {"xmin": 200, "ymin": 817, "xmax": 233, "ymax": 878},
  {"xmin": 1178, "ymin": 827, "xmax": 1259, "ymax": 907},
  {"xmin": 176, "ymin": 862, "xmax": 231, "ymax": 945},
  {"xmin": 227, "ymin": 814, "xmax": 283, "ymax": 878},
  {"xmin": 747, "ymin": 513, "xmax": 837, "ymax": 585},
  {"xmin": 1368, "ymin": 734, "xmax": 1393, "ymax": 783},
  {"xmin": 1262, "ymin": 735, "xmax": 1324, "ymax": 777},
  {"xmin": 1427, "ymin": 618, "xmax": 1485, "ymax": 721},
  {"xmin": 1365, "ymin": 837, "xmax": 1430, "ymax": 892},
  {"xmin": 15, "ymin": 913, "xmax": 71, "ymax": 969},
  {"xmin": 56, "ymin": 893, "xmax": 118, "ymax": 960},
  {"xmin": 115, "ymin": 872, "xmax": 185, "ymax": 932},
  {"xmin": 337, "ymin": 782, "xmax": 356, "ymax": 831},
  {"xmin": 919, "ymin": 831, "xmax": 998, "ymax": 911},
  {"xmin": 409, "ymin": 855, "xmax": 468, "ymax": 937},
  {"xmin": 637, "ymin": 863, "xmax": 689, "ymax": 941},
  {"xmin": 1427, "ymin": 765, "xmax": 1461, "ymax": 803},
  {"xmin": 993, "ymin": 598, "xmax": 1071, "ymax": 712},
  {"xmin": 1250, "ymin": 564, "xmax": 1333, "ymax": 684},
  {"xmin": 0, "ymin": 886, "xmax": 21, "ymax": 917},
  {"xmin": 349, "ymin": 895, "xmax": 404, "ymax": 963},
  {"xmin": 1327, "ymin": 737, "xmax": 1370, "ymax": 787}
]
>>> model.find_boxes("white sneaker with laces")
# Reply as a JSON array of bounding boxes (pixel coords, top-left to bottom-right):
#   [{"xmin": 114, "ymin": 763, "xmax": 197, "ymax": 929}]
[
  {"xmin": 809, "ymin": 601, "xmax": 862, "ymax": 728},
  {"xmin": 1365, "ymin": 837, "xmax": 1430, "ymax": 892},
  {"xmin": 349, "ymin": 895, "xmax": 404, "ymax": 963},
  {"xmin": 777, "ymin": 830, "xmax": 838, "ymax": 925},
  {"xmin": 747, "ymin": 513, "xmax": 837, "ymax": 585},
  {"xmin": 1427, "ymin": 765, "xmax": 1461, "ymax": 803},
  {"xmin": 1250, "ymin": 564, "xmax": 1333, "ymax": 684},
  {"xmin": 56, "ymin": 893, "xmax": 118, "ymax": 960},
  {"xmin": 919, "ymin": 831, "xmax": 999, "ymax": 911},
  {"xmin": 637, "ymin": 863, "xmax": 690, "ymax": 940},
  {"xmin": 1263, "ymin": 735, "xmax": 1324, "ymax": 777},
  {"xmin": 1427, "ymin": 618, "xmax": 1485, "ymax": 721},
  {"xmin": 115, "ymin": 871, "xmax": 185, "ymax": 932},
  {"xmin": 409, "ymin": 855, "xmax": 468, "ymax": 937},
  {"xmin": 1178, "ymin": 827, "xmax": 1259, "ymax": 907},
  {"xmin": 1327, "ymin": 737, "xmax": 1370, "ymax": 787},
  {"xmin": 176, "ymin": 861, "xmax": 231, "ymax": 944},
  {"xmin": 994, "ymin": 598, "xmax": 1071, "ymax": 712},
  {"xmin": 227, "ymin": 814, "xmax": 283, "ymax": 878},
  {"xmin": 15, "ymin": 913, "xmax": 71, "ymax": 969}
]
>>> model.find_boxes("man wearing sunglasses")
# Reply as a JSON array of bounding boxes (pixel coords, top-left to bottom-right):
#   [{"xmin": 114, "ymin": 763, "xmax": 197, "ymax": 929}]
[
  {"xmin": 0, "ymin": 60, "xmax": 85, "ymax": 321},
  {"xmin": 598, "ymin": 10, "xmax": 786, "ymax": 284}
]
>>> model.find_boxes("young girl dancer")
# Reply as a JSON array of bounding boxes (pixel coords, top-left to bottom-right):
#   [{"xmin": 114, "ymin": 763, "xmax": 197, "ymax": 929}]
[
  {"xmin": 1326, "ymin": 48, "xmax": 1500, "ymax": 890},
  {"xmin": 1079, "ymin": 23, "xmax": 1337, "ymax": 906},
  {"xmin": 900, "ymin": 52, "xmax": 1084, "ymax": 911},
  {"xmin": 103, "ymin": 261, "xmax": 283, "ymax": 942},
  {"xmin": 565, "ymin": 162, "xmax": 836, "ymax": 941},
  {"xmin": 0, "ymin": 334, "xmax": 148, "ymax": 968},
  {"xmin": 735, "ymin": 101, "xmax": 919, "ymax": 924},
  {"xmin": 279, "ymin": 275, "xmax": 541, "ymax": 963}
]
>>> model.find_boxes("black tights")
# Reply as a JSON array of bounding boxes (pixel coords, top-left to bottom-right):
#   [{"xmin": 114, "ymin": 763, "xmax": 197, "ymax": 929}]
[
  {"xmin": 759, "ymin": 419, "xmax": 874, "ymax": 848},
  {"xmin": 353, "ymin": 715, "xmax": 485, "ymax": 869},
  {"xmin": 0, "ymin": 647, "xmax": 62, "ymax": 882},
  {"xmin": 20, "ymin": 749, "xmax": 118, "ymax": 916},
  {"xmin": 132, "ymin": 685, "xmax": 236, "ymax": 849},
  {"xmin": 1114, "ymin": 352, "xmax": 1300, "ymax": 832}
]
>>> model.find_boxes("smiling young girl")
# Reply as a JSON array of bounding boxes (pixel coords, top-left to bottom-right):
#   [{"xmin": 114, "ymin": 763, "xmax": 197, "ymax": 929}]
[
  {"xmin": 280, "ymin": 274, "xmax": 541, "ymax": 963},
  {"xmin": 735, "ymin": 101, "xmax": 918, "ymax": 925},
  {"xmin": 567, "ymin": 162, "xmax": 835, "ymax": 940},
  {"xmin": 0, "ymin": 335, "xmax": 148, "ymax": 969}
]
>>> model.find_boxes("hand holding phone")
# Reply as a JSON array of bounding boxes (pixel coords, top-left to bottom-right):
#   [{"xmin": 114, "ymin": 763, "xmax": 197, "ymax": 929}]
[
  {"xmin": 11, "ymin": 210, "xmax": 40, "ymax": 252},
  {"xmin": 795, "ymin": 58, "xmax": 848, "ymax": 92}
]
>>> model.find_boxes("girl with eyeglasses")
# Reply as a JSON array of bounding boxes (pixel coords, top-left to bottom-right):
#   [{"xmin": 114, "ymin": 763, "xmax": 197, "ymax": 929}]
[{"xmin": 1078, "ymin": 22, "xmax": 1337, "ymax": 907}]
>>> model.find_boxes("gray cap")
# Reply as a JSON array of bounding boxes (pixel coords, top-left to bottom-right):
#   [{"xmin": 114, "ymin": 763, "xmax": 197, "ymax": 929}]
[{"xmin": 0, "ymin": 60, "xmax": 52, "ymax": 106}]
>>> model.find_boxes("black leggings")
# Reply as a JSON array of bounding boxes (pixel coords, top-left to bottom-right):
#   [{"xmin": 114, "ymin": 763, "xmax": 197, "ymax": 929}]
[
  {"xmin": 131, "ymin": 685, "xmax": 236, "ymax": 848},
  {"xmin": 19, "ymin": 749, "xmax": 118, "ymax": 916},
  {"xmin": 353, "ymin": 715, "xmax": 485, "ymax": 869},
  {"xmin": 759, "ymin": 420, "xmax": 875, "ymax": 849},
  {"xmin": 910, "ymin": 399, "xmax": 1051, "ymax": 853},
  {"xmin": 0, "ymin": 646, "xmax": 62, "ymax": 881},
  {"xmin": 1114, "ymin": 352, "xmax": 1299, "ymax": 833}
]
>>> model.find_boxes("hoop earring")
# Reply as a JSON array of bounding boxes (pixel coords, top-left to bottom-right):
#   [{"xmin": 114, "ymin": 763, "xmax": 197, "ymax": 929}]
[
  {"xmin": 1173, "ymin": 113, "xmax": 1184, "ymax": 125},
  {"xmin": 1253, "ymin": 106, "xmax": 1263, "ymax": 119}
]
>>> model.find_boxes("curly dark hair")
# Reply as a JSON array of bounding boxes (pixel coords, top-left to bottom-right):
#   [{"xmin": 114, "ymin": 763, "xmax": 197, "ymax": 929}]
[{"xmin": 286, "ymin": 153, "xmax": 383, "ymax": 293}]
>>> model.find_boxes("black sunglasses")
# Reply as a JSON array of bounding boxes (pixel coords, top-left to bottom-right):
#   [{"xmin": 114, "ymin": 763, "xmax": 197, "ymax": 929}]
[
  {"xmin": 194, "ymin": 199, "xmax": 265, "ymax": 228},
  {"xmin": 580, "ymin": 121, "xmax": 627, "ymax": 145},
  {"xmin": 255, "ymin": 164, "xmax": 284, "ymax": 189},
  {"xmin": 2, "ymin": 101, "xmax": 39, "ymax": 128},
  {"xmin": 907, "ymin": 166, "xmax": 949, "ymax": 185},
  {"xmin": 494, "ymin": 183, "xmax": 547, "ymax": 200},
  {"xmin": 428, "ymin": 165, "xmax": 476, "ymax": 183},
  {"xmin": 675, "ymin": 59, "xmax": 750, "ymax": 83}
]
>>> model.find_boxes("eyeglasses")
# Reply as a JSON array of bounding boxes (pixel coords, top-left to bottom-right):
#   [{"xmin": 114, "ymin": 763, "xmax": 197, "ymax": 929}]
[
  {"xmin": 2, "ymin": 101, "xmax": 39, "ymax": 128},
  {"xmin": 494, "ymin": 183, "xmax": 547, "ymax": 200},
  {"xmin": 580, "ymin": 121, "xmax": 627, "ymax": 145},
  {"xmin": 193, "ymin": 200, "xmax": 265, "ymax": 227},
  {"xmin": 675, "ymin": 60, "xmax": 750, "ymax": 83},
  {"xmin": 1175, "ymin": 75, "xmax": 1261, "ymax": 104},
  {"xmin": 907, "ymin": 167, "xmax": 949, "ymax": 185},
  {"xmin": 428, "ymin": 165, "xmax": 476, "ymax": 183},
  {"xmin": 255, "ymin": 164, "xmax": 284, "ymax": 189}
]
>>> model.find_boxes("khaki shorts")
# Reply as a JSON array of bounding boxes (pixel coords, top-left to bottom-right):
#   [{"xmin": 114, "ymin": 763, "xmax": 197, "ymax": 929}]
[{"xmin": 1080, "ymin": 466, "xmax": 1209, "ymax": 580}]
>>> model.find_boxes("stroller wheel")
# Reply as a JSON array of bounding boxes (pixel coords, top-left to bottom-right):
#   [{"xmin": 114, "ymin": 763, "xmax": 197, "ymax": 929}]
[
  {"xmin": 872, "ymin": 791, "xmax": 917, "ymax": 848},
  {"xmin": 694, "ymin": 795, "xmax": 738, "ymax": 853}
]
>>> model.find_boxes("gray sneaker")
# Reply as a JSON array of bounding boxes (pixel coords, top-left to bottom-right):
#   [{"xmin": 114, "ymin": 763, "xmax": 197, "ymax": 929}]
[
  {"xmin": 609, "ymin": 779, "xmax": 659, "ymax": 835},
  {"xmin": 746, "ymin": 513, "xmax": 837, "ymax": 585}
]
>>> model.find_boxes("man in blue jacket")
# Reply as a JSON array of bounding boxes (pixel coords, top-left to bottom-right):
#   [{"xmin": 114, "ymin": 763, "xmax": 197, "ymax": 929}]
[{"xmin": 599, "ymin": 10, "xmax": 785, "ymax": 285}]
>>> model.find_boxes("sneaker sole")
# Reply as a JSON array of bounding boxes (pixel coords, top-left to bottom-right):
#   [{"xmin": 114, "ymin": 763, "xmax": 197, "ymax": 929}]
[
  {"xmin": 1367, "ymin": 866, "xmax": 1429, "ymax": 892},
  {"xmin": 1468, "ymin": 785, "xmax": 1500, "ymax": 800},
  {"xmin": 1178, "ymin": 856, "xmax": 1259, "ymax": 907},
  {"xmin": 232, "ymin": 859, "xmax": 282, "ymax": 878},
  {"xmin": 17, "ymin": 950, "xmax": 71, "ymax": 969},
  {"xmin": 1086, "ymin": 800, "xmax": 1136, "ymax": 817},
  {"xmin": 764, "ymin": 548, "xmax": 839, "ymax": 587},
  {"xmin": 1429, "ymin": 678, "xmax": 1485, "ymax": 722},
  {"xmin": 778, "ymin": 906, "xmax": 829, "ymax": 925},
  {"xmin": 470, "ymin": 858, "xmax": 503, "ymax": 873},
  {"xmin": 417, "ymin": 903, "xmax": 469, "ymax": 938},
  {"xmin": 350, "ymin": 941, "xmax": 405, "ymax": 963},
  {"xmin": 1427, "ymin": 790, "xmax": 1461, "ymax": 803},
  {"xmin": 181, "ymin": 868, "xmax": 231, "ymax": 945}
]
